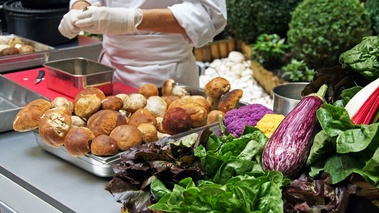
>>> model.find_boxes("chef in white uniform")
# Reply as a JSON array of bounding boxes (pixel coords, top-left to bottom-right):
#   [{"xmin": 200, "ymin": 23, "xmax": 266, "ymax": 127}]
[{"xmin": 58, "ymin": 0, "xmax": 227, "ymax": 88}]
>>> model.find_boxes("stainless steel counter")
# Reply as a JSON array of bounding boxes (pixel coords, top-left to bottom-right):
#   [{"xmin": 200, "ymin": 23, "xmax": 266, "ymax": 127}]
[
  {"xmin": 0, "ymin": 130, "xmax": 121, "ymax": 213},
  {"xmin": 0, "ymin": 36, "xmax": 123, "ymax": 213}
]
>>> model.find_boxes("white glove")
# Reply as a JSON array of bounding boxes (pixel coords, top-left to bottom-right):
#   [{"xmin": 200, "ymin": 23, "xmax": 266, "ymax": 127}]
[
  {"xmin": 74, "ymin": 7, "xmax": 143, "ymax": 35},
  {"xmin": 58, "ymin": 9, "xmax": 82, "ymax": 39}
]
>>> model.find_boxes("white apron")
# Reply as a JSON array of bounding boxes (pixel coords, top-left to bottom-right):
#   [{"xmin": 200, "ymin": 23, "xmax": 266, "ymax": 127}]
[
  {"xmin": 74, "ymin": 0, "xmax": 227, "ymax": 88},
  {"xmin": 99, "ymin": 34, "xmax": 199, "ymax": 89}
]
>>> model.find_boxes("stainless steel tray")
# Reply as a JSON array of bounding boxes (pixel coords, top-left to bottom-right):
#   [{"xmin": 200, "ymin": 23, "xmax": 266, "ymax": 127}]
[
  {"xmin": 34, "ymin": 130, "xmax": 122, "ymax": 178},
  {"xmin": 0, "ymin": 75, "xmax": 49, "ymax": 132},
  {"xmin": 33, "ymin": 84, "xmax": 244, "ymax": 177},
  {"xmin": 44, "ymin": 57, "xmax": 115, "ymax": 98},
  {"xmin": 0, "ymin": 34, "xmax": 56, "ymax": 73},
  {"xmin": 33, "ymin": 123, "xmax": 219, "ymax": 178}
]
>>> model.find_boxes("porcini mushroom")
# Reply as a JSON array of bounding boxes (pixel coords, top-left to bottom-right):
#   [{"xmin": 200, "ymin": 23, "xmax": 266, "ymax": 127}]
[
  {"xmin": 161, "ymin": 79, "xmax": 190, "ymax": 97},
  {"xmin": 204, "ymin": 77, "xmax": 231, "ymax": 110},
  {"xmin": 110, "ymin": 124, "xmax": 143, "ymax": 151},
  {"xmin": 64, "ymin": 127, "xmax": 94, "ymax": 157},
  {"xmin": 126, "ymin": 93, "xmax": 147, "ymax": 113},
  {"xmin": 137, "ymin": 123, "xmax": 158, "ymax": 143},
  {"xmin": 218, "ymin": 89, "xmax": 243, "ymax": 113},
  {"xmin": 144, "ymin": 96, "xmax": 167, "ymax": 118},
  {"xmin": 138, "ymin": 83, "xmax": 159, "ymax": 99}
]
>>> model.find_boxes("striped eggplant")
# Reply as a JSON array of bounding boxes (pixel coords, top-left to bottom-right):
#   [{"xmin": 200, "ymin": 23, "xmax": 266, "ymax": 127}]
[{"xmin": 262, "ymin": 84, "xmax": 328, "ymax": 179}]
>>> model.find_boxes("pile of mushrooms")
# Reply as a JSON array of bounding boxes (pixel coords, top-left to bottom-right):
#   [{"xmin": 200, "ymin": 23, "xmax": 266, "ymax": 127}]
[
  {"xmin": 13, "ymin": 77, "xmax": 243, "ymax": 158},
  {"xmin": 0, "ymin": 36, "xmax": 35, "ymax": 56},
  {"xmin": 199, "ymin": 51, "xmax": 273, "ymax": 109}
]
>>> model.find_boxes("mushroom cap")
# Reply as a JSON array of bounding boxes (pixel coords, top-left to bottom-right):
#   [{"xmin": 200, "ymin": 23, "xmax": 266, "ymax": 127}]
[
  {"xmin": 90, "ymin": 135, "xmax": 118, "ymax": 156},
  {"xmin": 204, "ymin": 77, "xmax": 231, "ymax": 99},
  {"xmin": 218, "ymin": 89, "xmax": 243, "ymax": 113},
  {"xmin": 161, "ymin": 95, "xmax": 181, "ymax": 107},
  {"xmin": 167, "ymin": 97, "xmax": 196, "ymax": 110},
  {"xmin": 74, "ymin": 94, "xmax": 102, "ymax": 119},
  {"xmin": 181, "ymin": 102, "xmax": 208, "ymax": 128},
  {"xmin": 87, "ymin": 109, "xmax": 127, "ymax": 137},
  {"xmin": 137, "ymin": 123, "xmax": 158, "ymax": 143},
  {"xmin": 74, "ymin": 87, "xmax": 106, "ymax": 104},
  {"xmin": 138, "ymin": 83, "xmax": 159, "ymax": 99},
  {"xmin": 51, "ymin": 97, "xmax": 73, "ymax": 112},
  {"xmin": 144, "ymin": 96, "xmax": 167, "ymax": 118},
  {"xmin": 126, "ymin": 93, "xmax": 147, "ymax": 113},
  {"xmin": 71, "ymin": 115, "xmax": 87, "ymax": 128},
  {"xmin": 115, "ymin": 93, "xmax": 130, "ymax": 110},
  {"xmin": 39, "ymin": 107, "xmax": 72, "ymax": 148},
  {"xmin": 188, "ymin": 95, "xmax": 212, "ymax": 113},
  {"xmin": 161, "ymin": 79, "xmax": 175, "ymax": 96},
  {"xmin": 110, "ymin": 124, "xmax": 143, "ymax": 151},
  {"xmin": 18, "ymin": 44, "xmax": 35, "ymax": 54},
  {"xmin": 13, "ymin": 99, "xmax": 51, "ymax": 132},
  {"xmin": 101, "ymin": 96, "xmax": 124, "ymax": 111},
  {"xmin": 64, "ymin": 127, "xmax": 94, "ymax": 157},
  {"xmin": 128, "ymin": 108, "xmax": 157, "ymax": 127},
  {"xmin": 162, "ymin": 107, "xmax": 191, "ymax": 135}
]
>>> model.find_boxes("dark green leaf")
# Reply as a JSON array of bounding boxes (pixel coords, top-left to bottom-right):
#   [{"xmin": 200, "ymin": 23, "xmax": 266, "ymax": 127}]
[
  {"xmin": 324, "ymin": 154, "xmax": 363, "ymax": 184},
  {"xmin": 336, "ymin": 123, "xmax": 379, "ymax": 153}
]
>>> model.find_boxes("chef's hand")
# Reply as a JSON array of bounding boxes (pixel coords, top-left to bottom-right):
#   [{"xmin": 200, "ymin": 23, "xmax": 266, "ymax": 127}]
[
  {"xmin": 58, "ymin": 9, "xmax": 82, "ymax": 39},
  {"xmin": 74, "ymin": 7, "xmax": 143, "ymax": 35}
]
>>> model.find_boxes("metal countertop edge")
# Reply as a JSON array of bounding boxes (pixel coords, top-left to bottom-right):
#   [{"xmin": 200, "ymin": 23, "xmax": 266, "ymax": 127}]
[{"xmin": 0, "ymin": 165, "xmax": 75, "ymax": 213}]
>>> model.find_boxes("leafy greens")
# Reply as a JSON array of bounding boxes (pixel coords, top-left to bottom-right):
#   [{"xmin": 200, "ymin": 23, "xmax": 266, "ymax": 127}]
[
  {"xmin": 307, "ymin": 103, "xmax": 379, "ymax": 187},
  {"xmin": 149, "ymin": 126, "xmax": 290, "ymax": 213}
]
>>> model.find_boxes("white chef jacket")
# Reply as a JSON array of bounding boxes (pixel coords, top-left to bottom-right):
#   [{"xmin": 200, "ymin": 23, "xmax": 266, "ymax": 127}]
[{"xmin": 69, "ymin": 0, "xmax": 227, "ymax": 88}]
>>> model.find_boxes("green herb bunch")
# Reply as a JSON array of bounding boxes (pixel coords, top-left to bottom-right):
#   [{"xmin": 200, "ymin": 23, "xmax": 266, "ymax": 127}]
[
  {"xmin": 281, "ymin": 59, "xmax": 315, "ymax": 82},
  {"xmin": 226, "ymin": 0, "xmax": 303, "ymax": 44},
  {"xmin": 252, "ymin": 34, "xmax": 289, "ymax": 70},
  {"xmin": 287, "ymin": 0, "xmax": 372, "ymax": 69}
]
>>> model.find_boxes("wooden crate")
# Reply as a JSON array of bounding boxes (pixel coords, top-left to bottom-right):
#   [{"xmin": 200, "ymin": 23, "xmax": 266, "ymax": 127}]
[{"xmin": 194, "ymin": 38, "xmax": 236, "ymax": 62}]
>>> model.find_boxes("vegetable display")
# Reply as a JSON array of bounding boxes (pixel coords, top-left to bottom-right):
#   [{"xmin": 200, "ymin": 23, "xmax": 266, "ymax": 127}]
[
  {"xmin": 104, "ymin": 34, "xmax": 379, "ymax": 211},
  {"xmin": 150, "ymin": 126, "xmax": 289, "ymax": 212},
  {"xmin": 262, "ymin": 84, "xmax": 328, "ymax": 178}
]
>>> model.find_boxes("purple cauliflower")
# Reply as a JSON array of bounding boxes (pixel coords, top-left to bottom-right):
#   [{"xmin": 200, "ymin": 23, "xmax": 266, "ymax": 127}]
[{"xmin": 223, "ymin": 104, "xmax": 274, "ymax": 137}]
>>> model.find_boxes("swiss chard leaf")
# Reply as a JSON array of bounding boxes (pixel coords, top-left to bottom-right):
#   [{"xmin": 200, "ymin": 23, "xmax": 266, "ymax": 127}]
[
  {"xmin": 324, "ymin": 154, "xmax": 364, "ymax": 184},
  {"xmin": 316, "ymin": 103, "xmax": 357, "ymax": 137},
  {"xmin": 306, "ymin": 130, "xmax": 336, "ymax": 165},
  {"xmin": 341, "ymin": 86, "xmax": 362, "ymax": 106},
  {"xmin": 362, "ymin": 146, "xmax": 379, "ymax": 186},
  {"xmin": 336, "ymin": 123, "xmax": 379, "ymax": 153}
]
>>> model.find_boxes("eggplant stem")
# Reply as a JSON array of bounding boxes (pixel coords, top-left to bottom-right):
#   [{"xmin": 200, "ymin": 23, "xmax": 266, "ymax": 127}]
[{"xmin": 307, "ymin": 84, "xmax": 328, "ymax": 102}]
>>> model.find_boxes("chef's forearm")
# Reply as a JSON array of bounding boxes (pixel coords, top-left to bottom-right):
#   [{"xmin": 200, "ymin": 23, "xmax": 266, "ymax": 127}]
[{"xmin": 138, "ymin": 9, "xmax": 186, "ymax": 34}]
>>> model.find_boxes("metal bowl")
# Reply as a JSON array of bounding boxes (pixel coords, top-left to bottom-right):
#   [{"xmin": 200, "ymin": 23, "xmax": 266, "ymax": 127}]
[
  {"xmin": 44, "ymin": 57, "xmax": 115, "ymax": 98},
  {"xmin": 272, "ymin": 82, "xmax": 308, "ymax": 116}
]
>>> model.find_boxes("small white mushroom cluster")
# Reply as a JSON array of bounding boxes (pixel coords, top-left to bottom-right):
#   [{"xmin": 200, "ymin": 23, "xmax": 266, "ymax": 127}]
[{"xmin": 199, "ymin": 51, "xmax": 273, "ymax": 109}]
